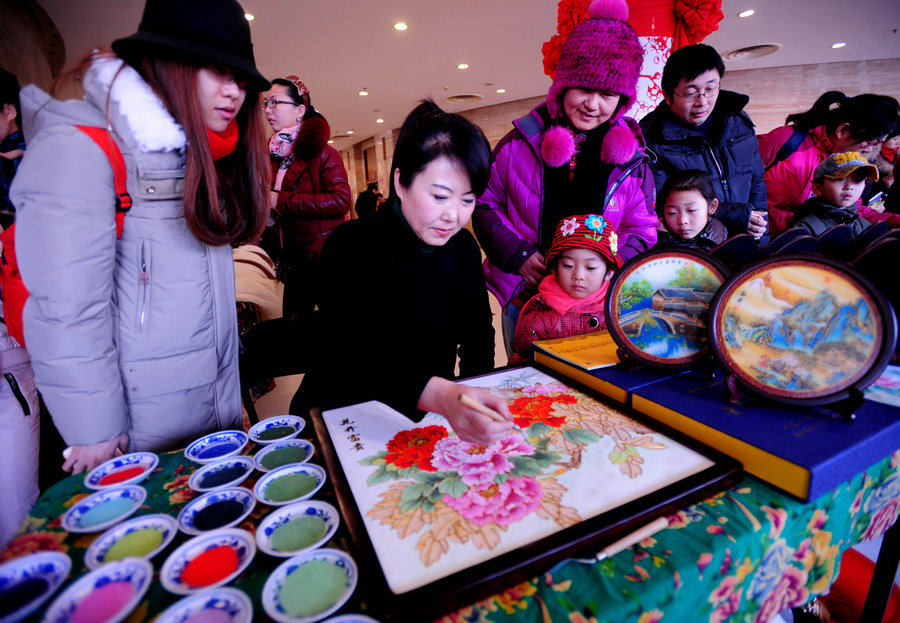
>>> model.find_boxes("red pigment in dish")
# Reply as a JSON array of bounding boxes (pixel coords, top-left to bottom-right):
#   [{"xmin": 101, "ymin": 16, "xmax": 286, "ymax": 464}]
[
  {"xmin": 180, "ymin": 545, "xmax": 239, "ymax": 588},
  {"xmin": 69, "ymin": 580, "xmax": 136, "ymax": 623},
  {"xmin": 97, "ymin": 466, "xmax": 146, "ymax": 486}
]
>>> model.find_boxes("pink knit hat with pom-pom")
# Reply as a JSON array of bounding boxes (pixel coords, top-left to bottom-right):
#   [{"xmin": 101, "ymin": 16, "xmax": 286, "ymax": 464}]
[{"xmin": 544, "ymin": 0, "xmax": 643, "ymax": 124}]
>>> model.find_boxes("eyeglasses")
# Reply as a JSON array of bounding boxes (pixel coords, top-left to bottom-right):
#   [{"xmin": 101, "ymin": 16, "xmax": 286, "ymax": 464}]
[
  {"xmin": 672, "ymin": 84, "xmax": 720, "ymax": 103},
  {"xmin": 262, "ymin": 99, "xmax": 296, "ymax": 110}
]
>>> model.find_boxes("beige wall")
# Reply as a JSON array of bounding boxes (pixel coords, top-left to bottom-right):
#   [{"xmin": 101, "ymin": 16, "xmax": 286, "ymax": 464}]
[
  {"xmin": 339, "ymin": 57, "xmax": 900, "ymax": 191},
  {"xmin": 724, "ymin": 58, "xmax": 900, "ymax": 135}
]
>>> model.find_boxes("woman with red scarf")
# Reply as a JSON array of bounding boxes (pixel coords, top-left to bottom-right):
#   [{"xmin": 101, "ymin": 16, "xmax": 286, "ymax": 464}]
[{"xmin": 10, "ymin": 0, "xmax": 271, "ymax": 473}]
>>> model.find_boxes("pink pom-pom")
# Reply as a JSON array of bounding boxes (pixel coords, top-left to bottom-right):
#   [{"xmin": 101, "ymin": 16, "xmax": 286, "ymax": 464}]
[
  {"xmin": 588, "ymin": 0, "xmax": 629, "ymax": 22},
  {"xmin": 601, "ymin": 125, "xmax": 637, "ymax": 165},
  {"xmin": 541, "ymin": 126, "xmax": 576, "ymax": 168}
]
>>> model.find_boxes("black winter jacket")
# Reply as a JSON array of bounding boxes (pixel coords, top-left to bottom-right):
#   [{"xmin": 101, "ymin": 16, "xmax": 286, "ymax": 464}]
[
  {"xmin": 640, "ymin": 90, "xmax": 767, "ymax": 238},
  {"xmin": 792, "ymin": 197, "xmax": 872, "ymax": 239}
]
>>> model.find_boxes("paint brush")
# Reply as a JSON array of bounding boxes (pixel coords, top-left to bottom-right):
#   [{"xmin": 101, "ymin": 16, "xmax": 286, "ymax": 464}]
[
  {"xmin": 595, "ymin": 516, "xmax": 669, "ymax": 561},
  {"xmin": 458, "ymin": 393, "xmax": 518, "ymax": 429},
  {"xmin": 548, "ymin": 516, "xmax": 670, "ymax": 573}
]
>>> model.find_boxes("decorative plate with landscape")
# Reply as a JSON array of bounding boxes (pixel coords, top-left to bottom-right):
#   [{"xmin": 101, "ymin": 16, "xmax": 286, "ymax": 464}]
[
  {"xmin": 708, "ymin": 254, "xmax": 897, "ymax": 404},
  {"xmin": 605, "ymin": 249, "xmax": 728, "ymax": 367}
]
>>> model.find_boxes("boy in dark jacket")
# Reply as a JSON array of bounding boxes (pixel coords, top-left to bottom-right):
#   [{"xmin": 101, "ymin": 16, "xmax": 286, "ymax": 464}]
[
  {"xmin": 793, "ymin": 151, "xmax": 877, "ymax": 239},
  {"xmin": 655, "ymin": 169, "xmax": 728, "ymax": 250},
  {"xmin": 640, "ymin": 44, "xmax": 768, "ymax": 243}
]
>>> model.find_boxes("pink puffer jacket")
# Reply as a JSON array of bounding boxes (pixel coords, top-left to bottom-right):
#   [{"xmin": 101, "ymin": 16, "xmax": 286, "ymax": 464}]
[
  {"xmin": 473, "ymin": 105, "xmax": 657, "ymax": 307},
  {"xmin": 758, "ymin": 124, "xmax": 832, "ymax": 235}
]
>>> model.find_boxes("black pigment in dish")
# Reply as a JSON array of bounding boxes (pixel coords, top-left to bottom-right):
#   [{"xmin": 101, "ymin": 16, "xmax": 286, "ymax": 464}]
[
  {"xmin": 200, "ymin": 464, "xmax": 248, "ymax": 488},
  {"xmin": 0, "ymin": 577, "xmax": 49, "ymax": 616},
  {"xmin": 192, "ymin": 500, "xmax": 246, "ymax": 531}
]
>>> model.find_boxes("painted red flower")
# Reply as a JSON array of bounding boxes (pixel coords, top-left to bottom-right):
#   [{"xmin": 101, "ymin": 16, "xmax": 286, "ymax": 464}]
[
  {"xmin": 0, "ymin": 531, "xmax": 67, "ymax": 563},
  {"xmin": 509, "ymin": 394, "xmax": 577, "ymax": 429},
  {"xmin": 384, "ymin": 425, "xmax": 448, "ymax": 472}
]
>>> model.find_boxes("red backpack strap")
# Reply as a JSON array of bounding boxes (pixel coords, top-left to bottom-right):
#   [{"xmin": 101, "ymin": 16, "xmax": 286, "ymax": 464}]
[{"xmin": 73, "ymin": 126, "xmax": 131, "ymax": 238}]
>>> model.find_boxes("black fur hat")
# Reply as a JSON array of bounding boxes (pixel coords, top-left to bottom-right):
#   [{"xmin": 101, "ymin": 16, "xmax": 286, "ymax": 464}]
[{"xmin": 112, "ymin": 0, "xmax": 270, "ymax": 92}]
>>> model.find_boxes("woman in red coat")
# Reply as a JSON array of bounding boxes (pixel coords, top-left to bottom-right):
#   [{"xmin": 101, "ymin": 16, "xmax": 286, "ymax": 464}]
[{"xmin": 264, "ymin": 76, "xmax": 351, "ymax": 317}]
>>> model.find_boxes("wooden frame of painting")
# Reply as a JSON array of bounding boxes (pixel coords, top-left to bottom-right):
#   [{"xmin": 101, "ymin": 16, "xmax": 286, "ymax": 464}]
[
  {"xmin": 604, "ymin": 248, "xmax": 730, "ymax": 368},
  {"xmin": 310, "ymin": 365, "xmax": 741, "ymax": 622},
  {"xmin": 708, "ymin": 253, "xmax": 897, "ymax": 406}
]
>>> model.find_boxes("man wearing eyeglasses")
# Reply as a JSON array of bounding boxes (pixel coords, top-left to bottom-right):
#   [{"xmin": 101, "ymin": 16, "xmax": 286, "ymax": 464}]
[{"xmin": 640, "ymin": 44, "xmax": 768, "ymax": 244}]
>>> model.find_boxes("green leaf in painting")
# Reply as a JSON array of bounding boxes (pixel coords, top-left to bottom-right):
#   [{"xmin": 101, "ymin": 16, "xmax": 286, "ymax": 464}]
[
  {"xmin": 562, "ymin": 428, "xmax": 599, "ymax": 444},
  {"xmin": 528, "ymin": 422, "xmax": 553, "ymax": 436}
]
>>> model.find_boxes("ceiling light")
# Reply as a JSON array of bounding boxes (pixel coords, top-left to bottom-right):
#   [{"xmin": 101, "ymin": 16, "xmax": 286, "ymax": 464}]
[
  {"xmin": 244, "ymin": 13, "xmax": 254, "ymax": 21},
  {"xmin": 832, "ymin": 42, "xmax": 846, "ymax": 49},
  {"xmin": 496, "ymin": 88, "xmax": 506, "ymax": 94},
  {"xmin": 346, "ymin": 130, "xmax": 354, "ymax": 135},
  {"xmin": 376, "ymin": 119, "xmax": 384, "ymax": 124},
  {"xmin": 737, "ymin": 9, "xmax": 755, "ymax": 18},
  {"xmin": 394, "ymin": 22, "xmax": 407, "ymax": 31},
  {"xmin": 358, "ymin": 88, "xmax": 368, "ymax": 96},
  {"xmin": 327, "ymin": 140, "xmax": 334, "ymax": 144},
  {"xmin": 457, "ymin": 63, "xmax": 469, "ymax": 70}
]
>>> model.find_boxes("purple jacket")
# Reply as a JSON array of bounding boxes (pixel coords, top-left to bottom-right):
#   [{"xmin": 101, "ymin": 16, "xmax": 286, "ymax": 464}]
[{"xmin": 473, "ymin": 105, "xmax": 657, "ymax": 306}]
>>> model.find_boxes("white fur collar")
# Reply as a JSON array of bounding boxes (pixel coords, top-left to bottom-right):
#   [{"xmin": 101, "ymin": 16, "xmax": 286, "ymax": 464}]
[{"xmin": 82, "ymin": 55, "xmax": 186, "ymax": 153}]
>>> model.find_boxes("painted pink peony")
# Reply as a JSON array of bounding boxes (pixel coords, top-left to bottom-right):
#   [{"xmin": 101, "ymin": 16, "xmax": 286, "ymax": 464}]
[
  {"xmin": 444, "ymin": 477, "xmax": 542, "ymax": 526},
  {"xmin": 431, "ymin": 432, "xmax": 534, "ymax": 486}
]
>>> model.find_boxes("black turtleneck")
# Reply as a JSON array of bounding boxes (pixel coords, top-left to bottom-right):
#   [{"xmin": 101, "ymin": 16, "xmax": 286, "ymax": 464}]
[{"xmin": 297, "ymin": 202, "xmax": 495, "ymax": 418}]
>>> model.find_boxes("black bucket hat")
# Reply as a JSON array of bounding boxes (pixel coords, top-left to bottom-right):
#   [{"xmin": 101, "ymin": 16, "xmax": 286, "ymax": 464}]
[{"xmin": 112, "ymin": 0, "xmax": 270, "ymax": 92}]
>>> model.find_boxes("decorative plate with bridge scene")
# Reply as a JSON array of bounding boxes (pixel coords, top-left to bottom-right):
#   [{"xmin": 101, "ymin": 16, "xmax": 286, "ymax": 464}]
[
  {"xmin": 708, "ymin": 254, "xmax": 897, "ymax": 405},
  {"xmin": 605, "ymin": 249, "xmax": 729, "ymax": 368}
]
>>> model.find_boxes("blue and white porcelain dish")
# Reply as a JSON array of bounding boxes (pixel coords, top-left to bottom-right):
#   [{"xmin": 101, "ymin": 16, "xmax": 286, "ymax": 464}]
[
  {"xmin": 256, "ymin": 500, "xmax": 340, "ymax": 557},
  {"xmin": 253, "ymin": 439, "xmax": 315, "ymax": 473},
  {"xmin": 42, "ymin": 558, "xmax": 153, "ymax": 623},
  {"xmin": 262, "ymin": 548, "xmax": 358, "ymax": 623},
  {"xmin": 0, "ymin": 551, "xmax": 71, "ymax": 623},
  {"xmin": 176, "ymin": 487, "xmax": 256, "ymax": 536},
  {"xmin": 83, "ymin": 513, "xmax": 178, "ymax": 570},
  {"xmin": 160, "ymin": 528, "xmax": 256, "ymax": 595},
  {"xmin": 188, "ymin": 456, "xmax": 256, "ymax": 493},
  {"xmin": 248, "ymin": 415, "xmax": 305, "ymax": 445},
  {"xmin": 84, "ymin": 452, "xmax": 159, "ymax": 490},
  {"xmin": 253, "ymin": 463, "xmax": 326, "ymax": 507},
  {"xmin": 322, "ymin": 615, "xmax": 381, "ymax": 623},
  {"xmin": 60, "ymin": 485, "xmax": 146, "ymax": 533},
  {"xmin": 184, "ymin": 430, "xmax": 248, "ymax": 464},
  {"xmin": 153, "ymin": 587, "xmax": 253, "ymax": 623}
]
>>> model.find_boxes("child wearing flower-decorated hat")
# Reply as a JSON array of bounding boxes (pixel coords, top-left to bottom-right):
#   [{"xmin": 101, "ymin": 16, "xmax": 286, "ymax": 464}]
[{"xmin": 511, "ymin": 214, "xmax": 623, "ymax": 363}]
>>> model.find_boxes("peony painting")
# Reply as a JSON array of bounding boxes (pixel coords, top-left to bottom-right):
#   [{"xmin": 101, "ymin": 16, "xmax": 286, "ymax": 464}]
[{"xmin": 321, "ymin": 367, "xmax": 717, "ymax": 595}]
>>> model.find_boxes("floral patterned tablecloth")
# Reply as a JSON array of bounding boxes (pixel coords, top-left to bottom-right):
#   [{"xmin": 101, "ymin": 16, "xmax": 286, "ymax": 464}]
[{"xmin": 3, "ymin": 444, "xmax": 898, "ymax": 623}]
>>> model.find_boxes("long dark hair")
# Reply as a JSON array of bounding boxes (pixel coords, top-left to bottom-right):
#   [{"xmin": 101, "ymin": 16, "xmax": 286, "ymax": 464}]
[
  {"xmin": 52, "ymin": 50, "xmax": 270, "ymax": 247},
  {"xmin": 388, "ymin": 100, "xmax": 491, "ymax": 202},
  {"xmin": 138, "ymin": 57, "xmax": 270, "ymax": 246},
  {"xmin": 786, "ymin": 92, "xmax": 900, "ymax": 143}
]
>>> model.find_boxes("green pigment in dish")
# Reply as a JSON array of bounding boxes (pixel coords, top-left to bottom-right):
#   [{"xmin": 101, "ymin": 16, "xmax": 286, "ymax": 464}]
[
  {"xmin": 261, "ymin": 446, "xmax": 308, "ymax": 470},
  {"xmin": 258, "ymin": 425, "xmax": 295, "ymax": 441},
  {"xmin": 265, "ymin": 473, "xmax": 317, "ymax": 502},
  {"xmin": 104, "ymin": 527, "xmax": 164, "ymax": 561},
  {"xmin": 278, "ymin": 558, "xmax": 347, "ymax": 617},
  {"xmin": 270, "ymin": 515, "xmax": 328, "ymax": 551}
]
